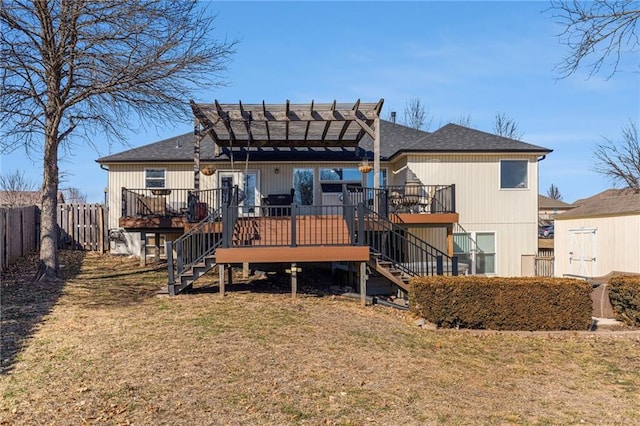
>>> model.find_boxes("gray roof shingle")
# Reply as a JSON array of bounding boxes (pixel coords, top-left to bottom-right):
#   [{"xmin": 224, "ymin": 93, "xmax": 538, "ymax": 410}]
[
  {"xmin": 96, "ymin": 121, "xmax": 551, "ymax": 164},
  {"xmin": 557, "ymin": 188, "xmax": 640, "ymax": 219}
]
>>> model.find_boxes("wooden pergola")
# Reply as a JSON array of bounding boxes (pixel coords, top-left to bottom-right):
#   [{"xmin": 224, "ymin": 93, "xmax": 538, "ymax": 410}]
[{"xmin": 189, "ymin": 99, "xmax": 384, "ymax": 190}]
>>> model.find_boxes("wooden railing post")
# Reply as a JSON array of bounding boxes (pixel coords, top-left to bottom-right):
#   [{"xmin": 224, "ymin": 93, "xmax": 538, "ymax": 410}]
[
  {"xmin": 167, "ymin": 241, "xmax": 175, "ymax": 295},
  {"xmin": 121, "ymin": 187, "xmax": 127, "ymax": 217},
  {"xmin": 450, "ymin": 184, "xmax": 456, "ymax": 213},
  {"xmin": 357, "ymin": 202, "xmax": 365, "ymax": 246},
  {"xmin": 291, "ymin": 204, "xmax": 297, "ymax": 247},
  {"xmin": 436, "ymin": 255, "xmax": 443, "ymax": 275}
]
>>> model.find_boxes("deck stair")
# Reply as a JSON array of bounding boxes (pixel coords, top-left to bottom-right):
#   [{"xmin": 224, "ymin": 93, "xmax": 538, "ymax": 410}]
[
  {"xmin": 166, "ymin": 207, "xmax": 225, "ymax": 295},
  {"xmin": 368, "ymin": 252, "xmax": 410, "ymax": 292}
]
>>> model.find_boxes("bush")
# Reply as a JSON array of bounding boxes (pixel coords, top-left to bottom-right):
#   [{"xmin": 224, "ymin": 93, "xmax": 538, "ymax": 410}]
[
  {"xmin": 409, "ymin": 276, "xmax": 592, "ymax": 331},
  {"xmin": 608, "ymin": 275, "xmax": 640, "ymax": 326}
]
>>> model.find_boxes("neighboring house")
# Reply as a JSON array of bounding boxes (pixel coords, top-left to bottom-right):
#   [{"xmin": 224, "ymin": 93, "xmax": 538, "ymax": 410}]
[
  {"xmin": 538, "ymin": 194, "xmax": 574, "ymax": 223},
  {"xmin": 97, "ymin": 100, "xmax": 551, "ymax": 293},
  {"xmin": 0, "ymin": 191, "xmax": 65, "ymax": 208},
  {"xmin": 555, "ymin": 188, "xmax": 640, "ymax": 277}
]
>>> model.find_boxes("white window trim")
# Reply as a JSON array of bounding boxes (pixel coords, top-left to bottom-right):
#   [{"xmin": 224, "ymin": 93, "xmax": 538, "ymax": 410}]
[
  {"xmin": 499, "ymin": 159, "xmax": 529, "ymax": 190},
  {"xmin": 454, "ymin": 230, "xmax": 497, "ymax": 275},
  {"xmin": 145, "ymin": 168, "xmax": 166, "ymax": 189}
]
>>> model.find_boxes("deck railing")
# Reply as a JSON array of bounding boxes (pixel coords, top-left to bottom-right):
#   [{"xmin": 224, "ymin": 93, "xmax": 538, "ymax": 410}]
[
  {"xmin": 346, "ymin": 184, "xmax": 455, "ymax": 215},
  {"xmin": 359, "ymin": 204, "xmax": 462, "ymax": 276},
  {"xmin": 121, "ymin": 187, "xmax": 238, "ymax": 222},
  {"xmin": 221, "ymin": 204, "xmax": 358, "ymax": 248}
]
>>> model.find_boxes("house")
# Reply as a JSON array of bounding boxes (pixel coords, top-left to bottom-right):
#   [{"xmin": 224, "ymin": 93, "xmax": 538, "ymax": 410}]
[
  {"xmin": 554, "ymin": 188, "xmax": 640, "ymax": 278},
  {"xmin": 96, "ymin": 100, "xmax": 551, "ymax": 295},
  {"xmin": 0, "ymin": 190, "xmax": 65, "ymax": 207},
  {"xmin": 538, "ymin": 194, "xmax": 574, "ymax": 223}
]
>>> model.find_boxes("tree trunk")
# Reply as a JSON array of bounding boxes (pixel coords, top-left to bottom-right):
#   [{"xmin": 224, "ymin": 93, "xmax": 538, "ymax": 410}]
[{"xmin": 38, "ymin": 128, "xmax": 60, "ymax": 280}]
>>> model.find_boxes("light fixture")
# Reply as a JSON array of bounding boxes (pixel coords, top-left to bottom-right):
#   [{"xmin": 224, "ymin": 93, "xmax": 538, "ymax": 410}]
[
  {"xmin": 274, "ymin": 168, "xmax": 280, "ymax": 174},
  {"xmin": 358, "ymin": 158, "xmax": 373, "ymax": 174}
]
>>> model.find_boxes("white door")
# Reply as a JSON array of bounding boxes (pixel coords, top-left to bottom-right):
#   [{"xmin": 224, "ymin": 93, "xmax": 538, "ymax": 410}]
[
  {"xmin": 568, "ymin": 228, "xmax": 597, "ymax": 277},
  {"xmin": 218, "ymin": 171, "xmax": 260, "ymax": 215}
]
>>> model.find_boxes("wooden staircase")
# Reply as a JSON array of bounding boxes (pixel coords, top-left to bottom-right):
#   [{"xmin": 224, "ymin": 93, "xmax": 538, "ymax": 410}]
[
  {"xmin": 172, "ymin": 254, "xmax": 217, "ymax": 295},
  {"xmin": 367, "ymin": 251, "xmax": 410, "ymax": 293}
]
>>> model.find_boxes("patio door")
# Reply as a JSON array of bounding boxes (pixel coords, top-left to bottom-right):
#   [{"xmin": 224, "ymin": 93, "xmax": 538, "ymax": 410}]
[
  {"xmin": 218, "ymin": 171, "xmax": 260, "ymax": 215},
  {"xmin": 568, "ymin": 228, "xmax": 597, "ymax": 277}
]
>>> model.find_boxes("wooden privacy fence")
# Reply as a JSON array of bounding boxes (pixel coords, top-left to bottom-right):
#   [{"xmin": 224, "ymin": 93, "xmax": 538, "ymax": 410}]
[
  {"xmin": 0, "ymin": 206, "xmax": 39, "ymax": 271},
  {"xmin": 57, "ymin": 204, "xmax": 108, "ymax": 252},
  {"xmin": 535, "ymin": 249, "xmax": 555, "ymax": 277}
]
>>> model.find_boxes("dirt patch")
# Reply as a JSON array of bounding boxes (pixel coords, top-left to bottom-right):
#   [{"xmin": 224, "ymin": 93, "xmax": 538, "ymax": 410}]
[{"xmin": 1, "ymin": 253, "xmax": 640, "ymax": 424}]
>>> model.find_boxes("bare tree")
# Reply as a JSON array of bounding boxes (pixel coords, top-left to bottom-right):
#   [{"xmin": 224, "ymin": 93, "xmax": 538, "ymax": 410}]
[
  {"xmin": 494, "ymin": 112, "xmax": 523, "ymax": 140},
  {"xmin": 550, "ymin": 1, "xmax": 640, "ymax": 78},
  {"xmin": 455, "ymin": 114, "xmax": 473, "ymax": 127},
  {"xmin": 1, "ymin": 1, "xmax": 236, "ymax": 279},
  {"xmin": 63, "ymin": 187, "xmax": 87, "ymax": 204},
  {"xmin": 0, "ymin": 170, "xmax": 37, "ymax": 207},
  {"xmin": 402, "ymin": 98, "xmax": 433, "ymax": 130},
  {"xmin": 547, "ymin": 184, "xmax": 563, "ymax": 200},
  {"xmin": 594, "ymin": 120, "xmax": 640, "ymax": 192}
]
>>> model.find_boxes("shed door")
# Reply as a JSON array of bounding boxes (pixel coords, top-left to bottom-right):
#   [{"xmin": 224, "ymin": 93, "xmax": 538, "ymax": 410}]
[{"xmin": 568, "ymin": 228, "xmax": 597, "ymax": 277}]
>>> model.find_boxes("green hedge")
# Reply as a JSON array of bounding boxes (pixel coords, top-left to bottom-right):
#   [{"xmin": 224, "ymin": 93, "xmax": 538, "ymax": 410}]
[
  {"xmin": 608, "ymin": 275, "xmax": 640, "ymax": 326},
  {"xmin": 409, "ymin": 276, "xmax": 592, "ymax": 331}
]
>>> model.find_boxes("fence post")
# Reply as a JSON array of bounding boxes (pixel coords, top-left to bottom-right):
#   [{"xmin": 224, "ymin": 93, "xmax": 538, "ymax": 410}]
[
  {"xmin": 436, "ymin": 255, "xmax": 443, "ymax": 275},
  {"xmin": 452, "ymin": 256, "xmax": 458, "ymax": 276}
]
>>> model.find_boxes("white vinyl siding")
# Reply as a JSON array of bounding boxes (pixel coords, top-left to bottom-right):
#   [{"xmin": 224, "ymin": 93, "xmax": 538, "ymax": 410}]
[{"xmin": 407, "ymin": 153, "xmax": 540, "ymax": 276}]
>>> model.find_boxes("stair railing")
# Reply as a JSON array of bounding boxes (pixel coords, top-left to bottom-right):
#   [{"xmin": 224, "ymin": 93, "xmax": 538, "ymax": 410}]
[
  {"xmin": 167, "ymin": 207, "xmax": 224, "ymax": 294},
  {"xmin": 358, "ymin": 204, "xmax": 460, "ymax": 277}
]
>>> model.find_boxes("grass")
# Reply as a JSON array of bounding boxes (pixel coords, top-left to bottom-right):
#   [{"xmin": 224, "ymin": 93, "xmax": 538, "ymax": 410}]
[{"xmin": 1, "ymin": 251, "xmax": 640, "ymax": 424}]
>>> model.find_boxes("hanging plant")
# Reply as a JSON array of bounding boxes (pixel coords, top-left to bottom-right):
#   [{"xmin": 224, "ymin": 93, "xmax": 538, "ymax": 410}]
[
  {"xmin": 358, "ymin": 159, "xmax": 373, "ymax": 174},
  {"xmin": 201, "ymin": 166, "xmax": 215, "ymax": 176}
]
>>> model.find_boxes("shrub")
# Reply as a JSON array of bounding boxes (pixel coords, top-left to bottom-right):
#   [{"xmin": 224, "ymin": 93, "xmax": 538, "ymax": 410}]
[
  {"xmin": 409, "ymin": 276, "xmax": 592, "ymax": 331},
  {"xmin": 608, "ymin": 275, "xmax": 640, "ymax": 326}
]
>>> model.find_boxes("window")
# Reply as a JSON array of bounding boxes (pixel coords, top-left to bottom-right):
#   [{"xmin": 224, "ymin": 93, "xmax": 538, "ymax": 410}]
[
  {"xmin": 145, "ymin": 169, "xmax": 165, "ymax": 188},
  {"xmin": 453, "ymin": 231, "xmax": 496, "ymax": 274},
  {"xmin": 293, "ymin": 168, "xmax": 314, "ymax": 205},
  {"xmin": 366, "ymin": 169, "xmax": 387, "ymax": 188},
  {"xmin": 320, "ymin": 167, "xmax": 361, "ymax": 193},
  {"xmin": 500, "ymin": 160, "xmax": 528, "ymax": 189}
]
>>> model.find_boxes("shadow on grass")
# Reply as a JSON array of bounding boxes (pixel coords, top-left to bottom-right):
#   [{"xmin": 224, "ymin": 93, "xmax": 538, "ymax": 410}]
[
  {"xmin": 189, "ymin": 263, "xmax": 341, "ymax": 297},
  {"xmin": 1, "ymin": 250, "xmax": 85, "ymax": 375}
]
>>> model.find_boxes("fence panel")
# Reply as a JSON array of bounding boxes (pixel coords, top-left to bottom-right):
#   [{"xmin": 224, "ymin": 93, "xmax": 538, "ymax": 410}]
[
  {"xmin": 0, "ymin": 206, "xmax": 39, "ymax": 270},
  {"xmin": 535, "ymin": 254, "xmax": 555, "ymax": 277},
  {"xmin": 57, "ymin": 204, "xmax": 108, "ymax": 252}
]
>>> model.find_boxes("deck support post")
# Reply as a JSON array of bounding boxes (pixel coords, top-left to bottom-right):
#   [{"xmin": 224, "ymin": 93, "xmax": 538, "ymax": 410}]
[
  {"xmin": 166, "ymin": 241, "xmax": 175, "ymax": 296},
  {"xmin": 243, "ymin": 262, "xmax": 249, "ymax": 278},
  {"xmin": 219, "ymin": 264, "xmax": 225, "ymax": 297},
  {"xmin": 140, "ymin": 231, "xmax": 147, "ymax": 267},
  {"xmin": 359, "ymin": 261, "xmax": 367, "ymax": 306},
  {"xmin": 291, "ymin": 262, "xmax": 297, "ymax": 298},
  {"xmin": 228, "ymin": 265, "xmax": 233, "ymax": 286},
  {"xmin": 154, "ymin": 232, "xmax": 160, "ymax": 263}
]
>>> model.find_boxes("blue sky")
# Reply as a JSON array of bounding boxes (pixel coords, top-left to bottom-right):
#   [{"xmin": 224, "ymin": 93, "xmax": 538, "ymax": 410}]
[{"xmin": 1, "ymin": 1, "xmax": 638, "ymax": 203}]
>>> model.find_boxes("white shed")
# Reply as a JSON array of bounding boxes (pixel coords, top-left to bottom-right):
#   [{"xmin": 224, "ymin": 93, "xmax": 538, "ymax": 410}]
[{"xmin": 554, "ymin": 189, "xmax": 640, "ymax": 278}]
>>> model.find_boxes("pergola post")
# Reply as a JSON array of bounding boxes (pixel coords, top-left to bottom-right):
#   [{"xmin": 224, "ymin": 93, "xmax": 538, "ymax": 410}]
[
  {"xmin": 373, "ymin": 117, "xmax": 380, "ymax": 190},
  {"xmin": 194, "ymin": 118, "xmax": 201, "ymax": 191}
]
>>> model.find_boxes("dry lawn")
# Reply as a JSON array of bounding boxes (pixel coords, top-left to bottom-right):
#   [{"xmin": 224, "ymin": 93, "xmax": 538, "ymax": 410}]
[{"xmin": 1, "ymin": 252, "xmax": 640, "ymax": 425}]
